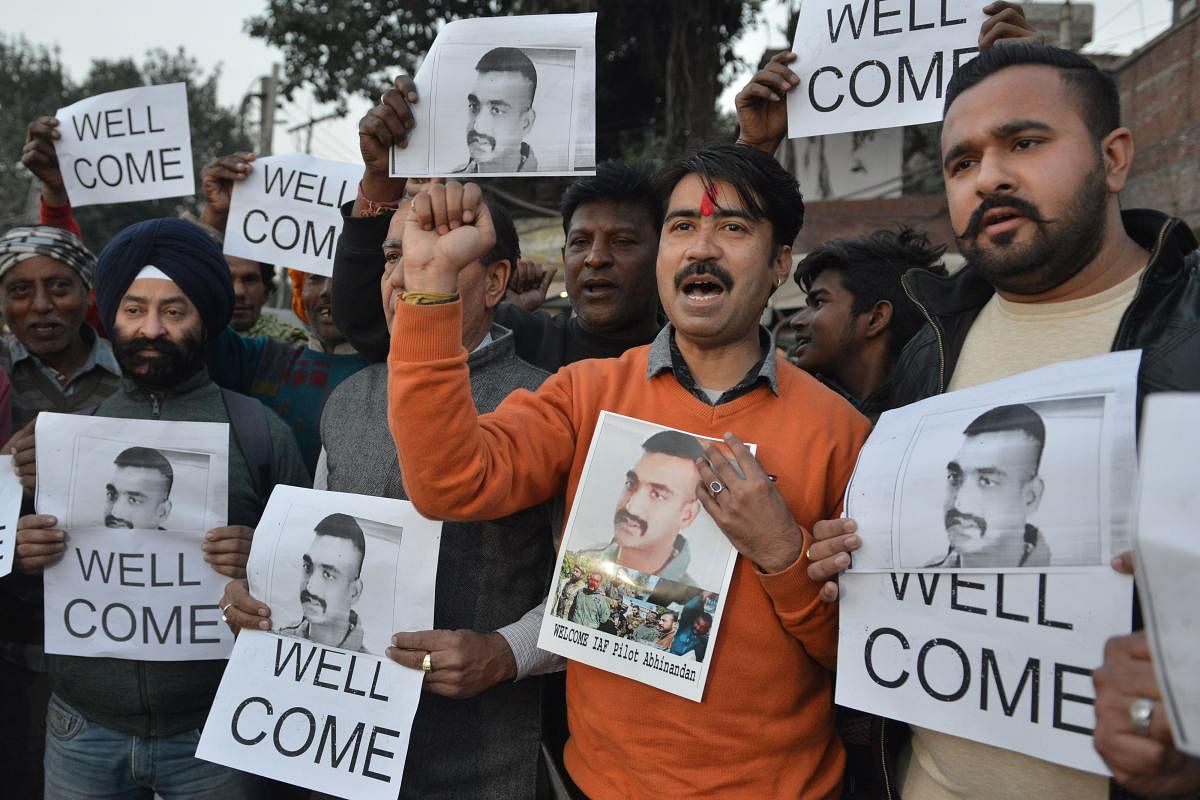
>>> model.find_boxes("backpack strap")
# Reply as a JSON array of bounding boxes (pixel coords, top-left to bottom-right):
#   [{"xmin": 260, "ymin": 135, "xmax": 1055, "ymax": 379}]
[{"xmin": 219, "ymin": 387, "xmax": 275, "ymax": 501}]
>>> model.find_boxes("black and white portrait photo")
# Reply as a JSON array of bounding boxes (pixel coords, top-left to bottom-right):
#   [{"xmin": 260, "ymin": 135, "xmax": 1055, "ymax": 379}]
[
  {"xmin": 246, "ymin": 486, "xmax": 443, "ymax": 658},
  {"xmin": 33, "ymin": 413, "xmax": 229, "ymax": 534},
  {"xmin": 897, "ymin": 396, "xmax": 1108, "ymax": 569},
  {"xmin": 563, "ymin": 415, "xmax": 735, "ymax": 596},
  {"xmin": 389, "ymin": 13, "xmax": 597, "ymax": 178}
]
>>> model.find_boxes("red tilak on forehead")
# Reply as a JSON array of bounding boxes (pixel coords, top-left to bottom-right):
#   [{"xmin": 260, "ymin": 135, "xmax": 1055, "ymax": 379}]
[{"xmin": 699, "ymin": 186, "xmax": 717, "ymax": 217}]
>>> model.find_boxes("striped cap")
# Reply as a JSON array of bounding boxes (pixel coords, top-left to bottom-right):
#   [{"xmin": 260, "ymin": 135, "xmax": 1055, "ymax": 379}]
[{"xmin": 0, "ymin": 225, "xmax": 97, "ymax": 288}]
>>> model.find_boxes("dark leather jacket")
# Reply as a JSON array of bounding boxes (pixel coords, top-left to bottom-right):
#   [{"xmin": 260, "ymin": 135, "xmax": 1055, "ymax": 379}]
[
  {"xmin": 892, "ymin": 209, "xmax": 1200, "ymax": 409},
  {"xmin": 873, "ymin": 209, "xmax": 1200, "ymax": 800}
]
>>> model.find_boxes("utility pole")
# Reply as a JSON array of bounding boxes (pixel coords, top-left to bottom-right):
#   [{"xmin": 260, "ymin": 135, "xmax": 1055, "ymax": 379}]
[
  {"xmin": 286, "ymin": 111, "xmax": 342, "ymax": 154},
  {"xmin": 260, "ymin": 63, "xmax": 280, "ymax": 156}
]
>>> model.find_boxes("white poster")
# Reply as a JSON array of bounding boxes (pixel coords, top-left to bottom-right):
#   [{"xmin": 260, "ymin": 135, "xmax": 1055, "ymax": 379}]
[
  {"xmin": 788, "ymin": 0, "xmax": 987, "ymax": 138},
  {"xmin": 34, "ymin": 412, "xmax": 232, "ymax": 659},
  {"xmin": 1134, "ymin": 393, "xmax": 1200, "ymax": 758},
  {"xmin": 389, "ymin": 13, "xmax": 597, "ymax": 178},
  {"xmin": 197, "ymin": 486, "xmax": 442, "ymax": 799},
  {"xmin": 42, "ymin": 528, "xmax": 233, "ymax": 659},
  {"xmin": 223, "ymin": 154, "xmax": 361, "ymax": 277},
  {"xmin": 537, "ymin": 412, "xmax": 740, "ymax": 702},
  {"xmin": 846, "ymin": 351, "xmax": 1141, "ymax": 572},
  {"xmin": 838, "ymin": 569, "xmax": 1131, "ymax": 774},
  {"xmin": 55, "ymin": 83, "xmax": 195, "ymax": 206},
  {"xmin": 0, "ymin": 456, "xmax": 23, "ymax": 578}
]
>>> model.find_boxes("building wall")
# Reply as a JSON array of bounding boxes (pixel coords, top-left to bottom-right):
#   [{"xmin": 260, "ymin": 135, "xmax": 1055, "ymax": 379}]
[{"xmin": 1115, "ymin": 11, "xmax": 1200, "ymax": 229}]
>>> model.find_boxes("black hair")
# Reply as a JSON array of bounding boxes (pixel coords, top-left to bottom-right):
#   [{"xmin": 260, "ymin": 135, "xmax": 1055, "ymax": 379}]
[
  {"xmin": 796, "ymin": 226, "xmax": 948, "ymax": 360},
  {"xmin": 482, "ymin": 199, "xmax": 520, "ymax": 269},
  {"xmin": 642, "ymin": 430, "xmax": 707, "ymax": 461},
  {"xmin": 560, "ymin": 160, "xmax": 660, "ymax": 235},
  {"xmin": 258, "ymin": 263, "xmax": 277, "ymax": 296},
  {"xmin": 963, "ymin": 404, "xmax": 1047, "ymax": 469},
  {"xmin": 654, "ymin": 144, "xmax": 804, "ymax": 249},
  {"xmin": 313, "ymin": 513, "xmax": 367, "ymax": 574},
  {"xmin": 475, "ymin": 47, "xmax": 538, "ymax": 102},
  {"xmin": 113, "ymin": 447, "xmax": 173, "ymax": 495},
  {"xmin": 944, "ymin": 43, "xmax": 1120, "ymax": 143}
]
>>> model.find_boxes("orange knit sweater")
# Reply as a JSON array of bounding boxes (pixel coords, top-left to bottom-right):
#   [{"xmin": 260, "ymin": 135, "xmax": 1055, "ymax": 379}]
[{"xmin": 388, "ymin": 300, "xmax": 870, "ymax": 799}]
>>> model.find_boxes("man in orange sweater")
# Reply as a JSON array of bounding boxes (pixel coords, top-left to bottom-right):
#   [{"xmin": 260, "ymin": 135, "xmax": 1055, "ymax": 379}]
[{"xmin": 384, "ymin": 144, "xmax": 870, "ymax": 798}]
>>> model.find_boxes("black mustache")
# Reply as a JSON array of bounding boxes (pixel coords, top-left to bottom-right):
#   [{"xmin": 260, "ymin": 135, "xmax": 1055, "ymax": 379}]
[
  {"xmin": 105, "ymin": 515, "xmax": 133, "ymax": 529},
  {"xmin": 614, "ymin": 508, "xmax": 647, "ymax": 535},
  {"xmin": 945, "ymin": 509, "xmax": 988, "ymax": 536},
  {"xmin": 468, "ymin": 131, "xmax": 496, "ymax": 149},
  {"xmin": 300, "ymin": 590, "xmax": 326, "ymax": 612},
  {"xmin": 956, "ymin": 194, "xmax": 1051, "ymax": 240},
  {"xmin": 673, "ymin": 260, "xmax": 735, "ymax": 292}
]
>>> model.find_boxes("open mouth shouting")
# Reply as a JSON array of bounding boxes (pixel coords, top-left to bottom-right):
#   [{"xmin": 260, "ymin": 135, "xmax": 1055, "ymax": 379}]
[{"xmin": 674, "ymin": 260, "xmax": 735, "ymax": 307}]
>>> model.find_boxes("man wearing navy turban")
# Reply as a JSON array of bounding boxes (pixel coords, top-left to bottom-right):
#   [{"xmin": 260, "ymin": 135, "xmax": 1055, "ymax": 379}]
[{"xmin": 15, "ymin": 218, "xmax": 309, "ymax": 799}]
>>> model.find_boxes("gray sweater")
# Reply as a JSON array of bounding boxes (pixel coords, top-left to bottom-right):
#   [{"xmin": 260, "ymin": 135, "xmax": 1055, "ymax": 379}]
[
  {"xmin": 46, "ymin": 369, "xmax": 310, "ymax": 737},
  {"xmin": 321, "ymin": 325, "xmax": 555, "ymax": 800}
]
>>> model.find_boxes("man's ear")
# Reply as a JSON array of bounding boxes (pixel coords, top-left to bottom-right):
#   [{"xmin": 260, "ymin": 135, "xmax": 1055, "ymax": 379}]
[
  {"xmin": 157, "ymin": 499, "xmax": 172, "ymax": 524},
  {"xmin": 863, "ymin": 299, "xmax": 894, "ymax": 339},
  {"xmin": 1023, "ymin": 475, "xmax": 1045, "ymax": 515},
  {"xmin": 771, "ymin": 245, "xmax": 793, "ymax": 292},
  {"xmin": 483, "ymin": 258, "xmax": 512, "ymax": 310},
  {"xmin": 1101, "ymin": 127, "xmax": 1135, "ymax": 194},
  {"xmin": 351, "ymin": 577, "xmax": 363, "ymax": 603},
  {"xmin": 679, "ymin": 498, "xmax": 700, "ymax": 530},
  {"xmin": 521, "ymin": 108, "xmax": 536, "ymax": 133}
]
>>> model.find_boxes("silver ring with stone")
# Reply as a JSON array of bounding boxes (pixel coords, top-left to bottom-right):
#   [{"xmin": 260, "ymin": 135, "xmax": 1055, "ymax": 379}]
[
  {"xmin": 1129, "ymin": 697, "xmax": 1155, "ymax": 735},
  {"xmin": 708, "ymin": 480, "xmax": 724, "ymax": 495}
]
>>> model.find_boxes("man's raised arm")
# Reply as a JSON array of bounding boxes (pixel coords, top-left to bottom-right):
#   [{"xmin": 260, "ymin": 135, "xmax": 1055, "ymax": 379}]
[{"xmin": 387, "ymin": 181, "xmax": 576, "ymax": 520}]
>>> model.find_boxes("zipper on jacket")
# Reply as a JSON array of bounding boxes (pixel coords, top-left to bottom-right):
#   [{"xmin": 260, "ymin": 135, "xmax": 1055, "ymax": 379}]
[
  {"xmin": 902, "ymin": 277, "xmax": 947, "ymax": 394},
  {"xmin": 149, "ymin": 393, "xmax": 161, "ymax": 419},
  {"xmin": 880, "ymin": 718, "xmax": 895, "ymax": 800}
]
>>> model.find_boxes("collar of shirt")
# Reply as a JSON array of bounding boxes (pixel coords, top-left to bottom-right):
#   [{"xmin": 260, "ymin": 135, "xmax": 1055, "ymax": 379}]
[
  {"xmin": 7, "ymin": 324, "xmax": 121, "ymax": 388},
  {"xmin": 645, "ymin": 323, "xmax": 778, "ymax": 405}
]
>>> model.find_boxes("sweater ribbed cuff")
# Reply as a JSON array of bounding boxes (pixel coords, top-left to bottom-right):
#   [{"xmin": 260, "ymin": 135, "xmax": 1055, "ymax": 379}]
[{"xmin": 389, "ymin": 298, "xmax": 465, "ymax": 362}]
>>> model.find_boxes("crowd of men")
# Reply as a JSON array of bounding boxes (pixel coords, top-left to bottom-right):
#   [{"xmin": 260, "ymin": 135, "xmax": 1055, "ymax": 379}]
[{"xmin": 0, "ymin": 2, "xmax": 1197, "ymax": 798}]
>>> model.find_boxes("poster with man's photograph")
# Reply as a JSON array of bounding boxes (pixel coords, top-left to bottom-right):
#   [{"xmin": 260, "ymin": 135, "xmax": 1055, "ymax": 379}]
[
  {"xmin": 844, "ymin": 351, "xmax": 1141, "ymax": 572},
  {"xmin": 198, "ymin": 485, "xmax": 443, "ymax": 799},
  {"xmin": 389, "ymin": 12, "xmax": 597, "ymax": 178},
  {"xmin": 34, "ymin": 412, "xmax": 229, "ymax": 533},
  {"xmin": 34, "ymin": 413, "xmax": 234, "ymax": 661},
  {"xmin": 537, "ymin": 412, "xmax": 741, "ymax": 702},
  {"xmin": 246, "ymin": 485, "xmax": 442, "ymax": 657}
]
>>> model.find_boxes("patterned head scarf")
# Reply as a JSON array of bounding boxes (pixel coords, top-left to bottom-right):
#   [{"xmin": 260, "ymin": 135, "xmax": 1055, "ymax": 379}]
[{"xmin": 0, "ymin": 225, "xmax": 97, "ymax": 288}]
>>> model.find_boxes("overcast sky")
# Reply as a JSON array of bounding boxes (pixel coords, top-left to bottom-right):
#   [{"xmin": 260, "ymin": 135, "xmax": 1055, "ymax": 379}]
[{"xmin": 6, "ymin": 0, "xmax": 1176, "ymax": 163}]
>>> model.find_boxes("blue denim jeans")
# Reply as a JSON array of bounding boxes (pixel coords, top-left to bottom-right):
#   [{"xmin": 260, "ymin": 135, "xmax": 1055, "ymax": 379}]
[{"xmin": 44, "ymin": 693, "xmax": 263, "ymax": 800}]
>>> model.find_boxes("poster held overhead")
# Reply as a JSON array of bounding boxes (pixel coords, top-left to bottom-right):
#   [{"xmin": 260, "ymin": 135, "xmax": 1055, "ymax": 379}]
[
  {"xmin": 389, "ymin": 13, "xmax": 597, "ymax": 178},
  {"xmin": 223, "ymin": 154, "xmax": 361, "ymax": 277},
  {"xmin": 55, "ymin": 83, "xmax": 196, "ymax": 207},
  {"xmin": 1133, "ymin": 393, "xmax": 1200, "ymax": 758},
  {"xmin": 787, "ymin": 0, "xmax": 987, "ymax": 138},
  {"xmin": 537, "ymin": 412, "xmax": 741, "ymax": 702},
  {"xmin": 197, "ymin": 485, "xmax": 442, "ymax": 799}
]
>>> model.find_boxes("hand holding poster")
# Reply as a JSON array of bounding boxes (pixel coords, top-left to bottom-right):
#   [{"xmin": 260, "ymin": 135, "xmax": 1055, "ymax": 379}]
[
  {"xmin": 788, "ymin": 0, "xmax": 986, "ymax": 137},
  {"xmin": 1134, "ymin": 393, "xmax": 1200, "ymax": 758},
  {"xmin": 223, "ymin": 154, "xmax": 362, "ymax": 277},
  {"xmin": 835, "ymin": 351, "xmax": 1143, "ymax": 774},
  {"xmin": 0, "ymin": 457, "xmax": 24, "ymax": 578},
  {"xmin": 536, "ymin": 412, "xmax": 740, "ymax": 702},
  {"xmin": 198, "ymin": 486, "xmax": 441, "ymax": 800},
  {"xmin": 55, "ymin": 83, "xmax": 195, "ymax": 206},
  {"xmin": 389, "ymin": 13, "xmax": 597, "ymax": 178},
  {"xmin": 35, "ymin": 412, "xmax": 232, "ymax": 659}
]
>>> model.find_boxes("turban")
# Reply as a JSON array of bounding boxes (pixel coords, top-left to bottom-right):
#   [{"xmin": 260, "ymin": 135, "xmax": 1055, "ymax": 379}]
[
  {"xmin": 94, "ymin": 218, "xmax": 233, "ymax": 341},
  {"xmin": 0, "ymin": 225, "xmax": 97, "ymax": 288}
]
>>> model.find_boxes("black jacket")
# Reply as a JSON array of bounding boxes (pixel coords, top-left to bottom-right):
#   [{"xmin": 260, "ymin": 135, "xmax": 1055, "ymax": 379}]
[
  {"xmin": 874, "ymin": 209, "xmax": 1200, "ymax": 800},
  {"xmin": 892, "ymin": 209, "xmax": 1200, "ymax": 407}
]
